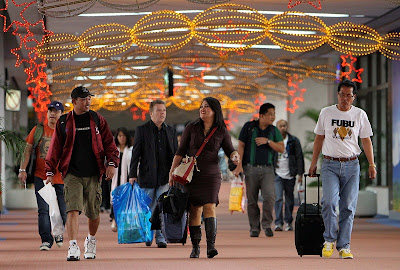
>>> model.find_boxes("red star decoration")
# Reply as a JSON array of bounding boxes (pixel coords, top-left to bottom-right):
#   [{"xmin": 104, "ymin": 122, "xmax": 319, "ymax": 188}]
[
  {"xmin": 1, "ymin": 1, "xmax": 54, "ymax": 121},
  {"xmin": 288, "ymin": 0, "xmax": 322, "ymax": 10},
  {"xmin": 224, "ymin": 109, "xmax": 239, "ymax": 131},
  {"xmin": 0, "ymin": 0, "xmax": 36, "ymax": 32},
  {"xmin": 181, "ymin": 54, "xmax": 211, "ymax": 83},
  {"xmin": 340, "ymin": 54, "xmax": 364, "ymax": 83},
  {"xmin": 286, "ymin": 74, "xmax": 307, "ymax": 114},
  {"xmin": 130, "ymin": 106, "xmax": 148, "ymax": 121},
  {"xmin": 251, "ymin": 93, "xmax": 267, "ymax": 120}
]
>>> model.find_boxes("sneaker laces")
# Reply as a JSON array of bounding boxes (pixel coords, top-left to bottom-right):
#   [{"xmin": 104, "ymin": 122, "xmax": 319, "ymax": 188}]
[
  {"xmin": 86, "ymin": 239, "xmax": 96, "ymax": 253},
  {"xmin": 69, "ymin": 243, "xmax": 78, "ymax": 253},
  {"xmin": 324, "ymin": 242, "xmax": 333, "ymax": 251},
  {"xmin": 41, "ymin": 242, "xmax": 50, "ymax": 247},
  {"xmin": 340, "ymin": 248, "xmax": 351, "ymax": 254}
]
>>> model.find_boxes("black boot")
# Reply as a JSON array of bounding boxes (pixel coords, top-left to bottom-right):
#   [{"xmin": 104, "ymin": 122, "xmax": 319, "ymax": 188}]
[
  {"xmin": 189, "ymin": 226, "xmax": 201, "ymax": 258},
  {"xmin": 204, "ymin": 217, "xmax": 218, "ymax": 258}
]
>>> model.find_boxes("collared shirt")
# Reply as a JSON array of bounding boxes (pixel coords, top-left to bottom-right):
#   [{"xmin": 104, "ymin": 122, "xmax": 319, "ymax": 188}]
[
  {"xmin": 239, "ymin": 121, "xmax": 283, "ymax": 166},
  {"xmin": 151, "ymin": 121, "xmax": 169, "ymax": 186}
]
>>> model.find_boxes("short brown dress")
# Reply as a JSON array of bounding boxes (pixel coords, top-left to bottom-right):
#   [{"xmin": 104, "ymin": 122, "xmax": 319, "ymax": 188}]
[{"xmin": 176, "ymin": 119, "xmax": 236, "ymax": 206}]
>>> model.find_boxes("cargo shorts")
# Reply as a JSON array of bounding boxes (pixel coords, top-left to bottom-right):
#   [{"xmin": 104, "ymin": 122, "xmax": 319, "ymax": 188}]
[{"xmin": 63, "ymin": 173, "xmax": 102, "ymax": 220}]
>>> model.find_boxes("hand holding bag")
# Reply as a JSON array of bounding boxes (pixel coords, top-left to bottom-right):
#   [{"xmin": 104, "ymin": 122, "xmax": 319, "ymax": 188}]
[{"xmin": 172, "ymin": 127, "xmax": 217, "ymax": 185}]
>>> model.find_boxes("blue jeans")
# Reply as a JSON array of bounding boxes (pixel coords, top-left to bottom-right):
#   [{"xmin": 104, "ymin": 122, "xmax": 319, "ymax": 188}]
[
  {"xmin": 34, "ymin": 177, "xmax": 67, "ymax": 246},
  {"xmin": 274, "ymin": 176, "xmax": 295, "ymax": 225},
  {"xmin": 321, "ymin": 159, "xmax": 360, "ymax": 250},
  {"xmin": 142, "ymin": 184, "xmax": 169, "ymax": 244}
]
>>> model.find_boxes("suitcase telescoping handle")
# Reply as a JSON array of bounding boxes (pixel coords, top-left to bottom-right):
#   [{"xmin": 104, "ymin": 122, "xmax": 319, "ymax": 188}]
[{"xmin": 303, "ymin": 174, "xmax": 321, "ymax": 216}]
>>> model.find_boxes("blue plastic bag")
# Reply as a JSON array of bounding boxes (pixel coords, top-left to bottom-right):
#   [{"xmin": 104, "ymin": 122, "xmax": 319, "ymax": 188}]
[{"xmin": 112, "ymin": 182, "xmax": 153, "ymax": 244}]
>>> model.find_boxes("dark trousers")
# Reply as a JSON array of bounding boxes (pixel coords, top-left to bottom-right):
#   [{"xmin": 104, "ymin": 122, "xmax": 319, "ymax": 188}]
[
  {"xmin": 34, "ymin": 176, "xmax": 67, "ymax": 246},
  {"xmin": 243, "ymin": 165, "xmax": 275, "ymax": 232},
  {"xmin": 274, "ymin": 176, "xmax": 296, "ymax": 225},
  {"xmin": 101, "ymin": 174, "xmax": 111, "ymax": 210}
]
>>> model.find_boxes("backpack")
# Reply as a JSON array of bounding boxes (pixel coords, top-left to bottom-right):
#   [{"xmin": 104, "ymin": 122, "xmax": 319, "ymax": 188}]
[
  {"xmin": 59, "ymin": 110, "xmax": 100, "ymax": 145},
  {"xmin": 25, "ymin": 124, "xmax": 44, "ymax": 184}
]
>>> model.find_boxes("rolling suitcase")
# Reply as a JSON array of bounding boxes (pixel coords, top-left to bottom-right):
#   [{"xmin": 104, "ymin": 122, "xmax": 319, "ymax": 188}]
[
  {"xmin": 295, "ymin": 174, "xmax": 325, "ymax": 257},
  {"xmin": 159, "ymin": 187, "xmax": 188, "ymax": 244}
]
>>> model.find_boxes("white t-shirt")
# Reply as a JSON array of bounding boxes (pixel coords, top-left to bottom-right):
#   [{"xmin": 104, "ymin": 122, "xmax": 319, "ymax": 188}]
[
  {"xmin": 276, "ymin": 136, "xmax": 292, "ymax": 179},
  {"xmin": 314, "ymin": 105, "xmax": 373, "ymax": 158}
]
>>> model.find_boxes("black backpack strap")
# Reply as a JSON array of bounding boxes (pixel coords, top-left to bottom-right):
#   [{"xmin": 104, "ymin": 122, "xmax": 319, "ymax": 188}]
[
  {"xmin": 89, "ymin": 110, "xmax": 100, "ymax": 128},
  {"xmin": 33, "ymin": 123, "xmax": 44, "ymax": 147},
  {"xmin": 59, "ymin": 114, "xmax": 68, "ymax": 145}
]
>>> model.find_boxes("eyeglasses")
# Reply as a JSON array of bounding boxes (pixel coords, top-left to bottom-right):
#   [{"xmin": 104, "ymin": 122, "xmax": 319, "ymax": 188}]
[{"xmin": 338, "ymin": 93, "xmax": 354, "ymax": 99}]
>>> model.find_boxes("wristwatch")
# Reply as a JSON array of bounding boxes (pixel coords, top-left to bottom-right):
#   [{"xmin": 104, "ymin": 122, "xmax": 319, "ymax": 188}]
[
  {"xmin": 267, "ymin": 139, "xmax": 271, "ymax": 144},
  {"xmin": 19, "ymin": 168, "xmax": 26, "ymax": 173}
]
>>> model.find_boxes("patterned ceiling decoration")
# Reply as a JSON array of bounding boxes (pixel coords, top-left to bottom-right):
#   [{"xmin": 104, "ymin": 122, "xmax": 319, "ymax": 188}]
[
  {"xmin": 37, "ymin": 0, "xmax": 233, "ymax": 18},
  {"xmin": 37, "ymin": 4, "xmax": 400, "ymax": 60},
  {"xmin": 49, "ymin": 46, "xmax": 337, "ymax": 87}
]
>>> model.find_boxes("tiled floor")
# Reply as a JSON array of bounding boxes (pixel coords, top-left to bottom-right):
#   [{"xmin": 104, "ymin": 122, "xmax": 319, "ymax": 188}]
[{"xmin": 1, "ymin": 182, "xmax": 400, "ymax": 269}]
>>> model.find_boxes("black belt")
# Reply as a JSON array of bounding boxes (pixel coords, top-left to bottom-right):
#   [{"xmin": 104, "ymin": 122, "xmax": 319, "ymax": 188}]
[
  {"xmin": 249, "ymin": 164, "xmax": 272, "ymax": 168},
  {"xmin": 324, "ymin": 155, "xmax": 358, "ymax": 162}
]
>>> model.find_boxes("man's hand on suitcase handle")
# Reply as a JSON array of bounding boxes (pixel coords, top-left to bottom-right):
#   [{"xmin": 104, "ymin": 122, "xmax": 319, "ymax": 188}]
[
  {"xmin": 304, "ymin": 173, "xmax": 320, "ymax": 177},
  {"xmin": 308, "ymin": 162, "xmax": 318, "ymax": 177}
]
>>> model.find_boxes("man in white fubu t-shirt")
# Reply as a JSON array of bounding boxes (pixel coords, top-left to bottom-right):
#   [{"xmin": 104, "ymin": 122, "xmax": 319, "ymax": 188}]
[{"xmin": 309, "ymin": 80, "xmax": 376, "ymax": 259}]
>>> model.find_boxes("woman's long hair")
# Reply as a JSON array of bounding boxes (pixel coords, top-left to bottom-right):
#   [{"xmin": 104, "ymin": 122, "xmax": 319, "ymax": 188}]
[
  {"xmin": 114, "ymin": 127, "xmax": 132, "ymax": 148},
  {"xmin": 201, "ymin": 97, "xmax": 226, "ymax": 129}
]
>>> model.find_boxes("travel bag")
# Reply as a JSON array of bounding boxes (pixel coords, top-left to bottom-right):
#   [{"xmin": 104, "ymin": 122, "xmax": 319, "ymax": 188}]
[{"xmin": 295, "ymin": 174, "xmax": 325, "ymax": 257}]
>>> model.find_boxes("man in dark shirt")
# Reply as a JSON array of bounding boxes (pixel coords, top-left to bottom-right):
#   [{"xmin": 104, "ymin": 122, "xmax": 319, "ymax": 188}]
[
  {"xmin": 45, "ymin": 86, "xmax": 119, "ymax": 261},
  {"xmin": 233, "ymin": 103, "xmax": 284, "ymax": 238},
  {"xmin": 129, "ymin": 100, "xmax": 178, "ymax": 248}
]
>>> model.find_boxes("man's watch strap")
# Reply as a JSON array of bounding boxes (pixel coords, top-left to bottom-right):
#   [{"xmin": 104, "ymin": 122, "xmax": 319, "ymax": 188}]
[{"xmin": 19, "ymin": 168, "xmax": 26, "ymax": 173}]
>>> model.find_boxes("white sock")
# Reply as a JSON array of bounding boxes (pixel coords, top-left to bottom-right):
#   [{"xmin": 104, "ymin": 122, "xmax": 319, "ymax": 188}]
[
  {"xmin": 88, "ymin": 234, "xmax": 96, "ymax": 241},
  {"xmin": 69, "ymin": 240, "xmax": 77, "ymax": 246}
]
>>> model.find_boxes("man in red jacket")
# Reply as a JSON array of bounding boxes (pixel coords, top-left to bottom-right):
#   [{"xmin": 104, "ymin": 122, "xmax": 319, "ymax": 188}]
[{"xmin": 45, "ymin": 86, "xmax": 119, "ymax": 261}]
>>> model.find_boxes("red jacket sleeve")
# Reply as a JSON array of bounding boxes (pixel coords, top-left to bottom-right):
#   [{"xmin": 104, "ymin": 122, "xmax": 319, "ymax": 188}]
[{"xmin": 98, "ymin": 114, "xmax": 119, "ymax": 168}]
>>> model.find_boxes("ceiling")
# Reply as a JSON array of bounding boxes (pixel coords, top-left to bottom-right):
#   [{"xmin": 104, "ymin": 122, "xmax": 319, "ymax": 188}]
[{"xmin": 2, "ymin": 0, "xmax": 400, "ymax": 117}]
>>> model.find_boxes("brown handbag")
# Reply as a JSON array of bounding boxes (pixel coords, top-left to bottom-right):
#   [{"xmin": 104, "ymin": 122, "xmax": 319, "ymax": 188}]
[{"xmin": 172, "ymin": 127, "xmax": 217, "ymax": 185}]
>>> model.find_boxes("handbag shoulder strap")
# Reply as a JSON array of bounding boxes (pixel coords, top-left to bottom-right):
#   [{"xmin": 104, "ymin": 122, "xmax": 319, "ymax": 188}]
[{"xmin": 194, "ymin": 127, "xmax": 218, "ymax": 158}]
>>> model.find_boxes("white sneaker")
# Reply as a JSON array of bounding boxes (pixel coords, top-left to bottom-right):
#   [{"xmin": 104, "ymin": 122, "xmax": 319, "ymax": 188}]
[
  {"xmin": 84, "ymin": 237, "xmax": 96, "ymax": 259},
  {"xmin": 67, "ymin": 243, "xmax": 80, "ymax": 261}
]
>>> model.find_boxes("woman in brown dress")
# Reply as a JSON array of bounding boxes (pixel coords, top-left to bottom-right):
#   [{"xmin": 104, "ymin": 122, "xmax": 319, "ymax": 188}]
[{"xmin": 169, "ymin": 97, "xmax": 240, "ymax": 258}]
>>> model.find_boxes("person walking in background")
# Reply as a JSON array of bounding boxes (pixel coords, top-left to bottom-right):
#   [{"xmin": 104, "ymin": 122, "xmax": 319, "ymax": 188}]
[
  {"xmin": 169, "ymin": 97, "xmax": 240, "ymax": 259},
  {"xmin": 273, "ymin": 119, "xmax": 304, "ymax": 232},
  {"xmin": 218, "ymin": 148, "xmax": 228, "ymax": 181},
  {"xmin": 129, "ymin": 100, "xmax": 178, "ymax": 248},
  {"xmin": 309, "ymin": 80, "xmax": 376, "ymax": 259},
  {"xmin": 45, "ymin": 86, "xmax": 119, "ymax": 261},
  {"xmin": 18, "ymin": 101, "xmax": 67, "ymax": 251},
  {"xmin": 110, "ymin": 127, "xmax": 132, "ymax": 232},
  {"xmin": 233, "ymin": 103, "xmax": 284, "ymax": 238}
]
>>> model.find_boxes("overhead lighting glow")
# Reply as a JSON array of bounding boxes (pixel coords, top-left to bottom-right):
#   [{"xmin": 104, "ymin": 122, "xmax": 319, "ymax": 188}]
[{"xmin": 79, "ymin": 10, "xmax": 359, "ymax": 19}]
